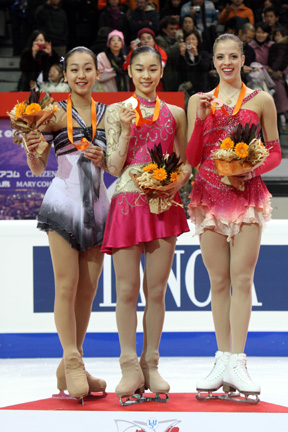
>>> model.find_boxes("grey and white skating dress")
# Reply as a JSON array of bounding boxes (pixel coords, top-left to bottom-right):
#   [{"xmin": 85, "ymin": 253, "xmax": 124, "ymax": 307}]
[{"xmin": 37, "ymin": 101, "xmax": 110, "ymax": 252}]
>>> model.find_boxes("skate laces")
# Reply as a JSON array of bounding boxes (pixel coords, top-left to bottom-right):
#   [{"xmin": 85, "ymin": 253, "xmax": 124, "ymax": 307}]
[{"xmin": 236, "ymin": 356, "xmax": 252, "ymax": 381}]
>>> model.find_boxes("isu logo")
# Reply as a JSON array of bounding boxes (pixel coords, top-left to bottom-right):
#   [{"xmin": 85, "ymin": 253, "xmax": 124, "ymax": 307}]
[{"xmin": 114, "ymin": 418, "xmax": 181, "ymax": 431}]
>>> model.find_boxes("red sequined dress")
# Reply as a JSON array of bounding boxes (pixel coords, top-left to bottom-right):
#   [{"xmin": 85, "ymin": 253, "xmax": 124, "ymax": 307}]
[
  {"xmin": 101, "ymin": 96, "xmax": 189, "ymax": 255},
  {"xmin": 188, "ymin": 91, "xmax": 281, "ymax": 241}
]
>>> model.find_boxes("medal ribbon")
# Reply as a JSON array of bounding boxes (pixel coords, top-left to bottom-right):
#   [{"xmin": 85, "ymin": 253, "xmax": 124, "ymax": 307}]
[
  {"xmin": 211, "ymin": 82, "xmax": 247, "ymax": 116},
  {"xmin": 67, "ymin": 93, "xmax": 97, "ymax": 150},
  {"xmin": 132, "ymin": 93, "xmax": 161, "ymax": 127}
]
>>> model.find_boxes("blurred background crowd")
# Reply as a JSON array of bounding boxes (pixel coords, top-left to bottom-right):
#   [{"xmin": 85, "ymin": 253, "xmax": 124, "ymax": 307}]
[{"xmin": 0, "ymin": 0, "xmax": 287, "ymax": 132}]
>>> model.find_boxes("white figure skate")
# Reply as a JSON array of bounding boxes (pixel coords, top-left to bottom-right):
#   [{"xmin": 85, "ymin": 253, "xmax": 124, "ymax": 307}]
[
  {"xmin": 196, "ymin": 351, "xmax": 231, "ymax": 400},
  {"xmin": 222, "ymin": 353, "xmax": 261, "ymax": 404}
]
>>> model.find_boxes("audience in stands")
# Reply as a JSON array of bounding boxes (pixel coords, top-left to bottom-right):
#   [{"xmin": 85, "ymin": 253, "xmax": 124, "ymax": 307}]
[
  {"xmin": 35, "ymin": 0, "xmax": 69, "ymax": 57},
  {"xmin": 18, "ymin": 29, "xmax": 59, "ymax": 91},
  {"xmin": 127, "ymin": 0, "xmax": 159, "ymax": 41},
  {"xmin": 218, "ymin": 0, "xmax": 254, "ymax": 26},
  {"xmin": 156, "ymin": 16, "xmax": 186, "ymax": 90},
  {"xmin": 39, "ymin": 63, "xmax": 70, "ymax": 92},
  {"xmin": 95, "ymin": 30, "xmax": 129, "ymax": 92},
  {"xmin": 98, "ymin": 0, "xmax": 129, "ymax": 44}
]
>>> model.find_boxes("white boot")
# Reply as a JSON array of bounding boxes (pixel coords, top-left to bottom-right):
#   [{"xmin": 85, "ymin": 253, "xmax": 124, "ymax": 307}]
[
  {"xmin": 196, "ymin": 351, "xmax": 231, "ymax": 393},
  {"xmin": 223, "ymin": 353, "xmax": 261, "ymax": 396}
]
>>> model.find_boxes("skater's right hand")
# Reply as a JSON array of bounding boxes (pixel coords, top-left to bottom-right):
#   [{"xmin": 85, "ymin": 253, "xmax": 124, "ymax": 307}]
[
  {"xmin": 119, "ymin": 105, "xmax": 136, "ymax": 136},
  {"xmin": 197, "ymin": 93, "xmax": 216, "ymax": 121}
]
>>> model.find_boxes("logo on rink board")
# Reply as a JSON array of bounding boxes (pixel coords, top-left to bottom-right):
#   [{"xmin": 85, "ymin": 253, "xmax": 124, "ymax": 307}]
[
  {"xmin": 33, "ymin": 244, "xmax": 288, "ymax": 312},
  {"xmin": 114, "ymin": 418, "xmax": 181, "ymax": 432}
]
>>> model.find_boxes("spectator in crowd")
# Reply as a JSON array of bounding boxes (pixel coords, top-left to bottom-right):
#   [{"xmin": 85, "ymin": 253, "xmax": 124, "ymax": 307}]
[
  {"xmin": 160, "ymin": 0, "xmax": 183, "ymax": 23},
  {"xmin": 97, "ymin": 0, "xmax": 127, "ymax": 11},
  {"xmin": 175, "ymin": 14, "xmax": 197, "ymax": 42},
  {"xmin": 263, "ymin": 6, "xmax": 279, "ymax": 37},
  {"xmin": 156, "ymin": 16, "xmax": 186, "ymax": 90},
  {"xmin": 127, "ymin": 0, "xmax": 159, "ymax": 41},
  {"xmin": 246, "ymin": 22, "xmax": 275, "ymax": 94},
  {"xmin": 40, "ymin": 63, "xmax": 70, "ymax": 92},
  {"xmin": 180, "ymin": 0, "xmax": 218, "ymax": 32},
  {"xmin": 224, "ymin": 16, "xmax": 249, "ymax": 34},
  {"xmin": 90, "ymin": 26, "xmax": 113, "ymax": 56},
  {"xmin": 36, "ymin": 0, "xmax": 69, "ymax": 57},
  {"xmin": 249, "ymin": 21, "xmax": 274, "ymax": 67},
  {"xmin": 9, "ymin": 0, "xmax": 37, "ymax": 56},
  {"xmin": 61, "ymin": 0, "xmax": 98, "ymax": 49},
  {"xmin": 268, "ymin": 33, "xmax": 288, "ymax": 131},
  {"xmin": 98, "ymin": 0, "xmax": 129, "ymax": 43},
  {"xmin": 272, "ymin": 26, "xmax": 288, "ymax": 43},
  {"xmin": 237, "ymin": 22, "xmax": 256, "ymax": 83},
  {"xmin": 123, "ymin": 27, "xmax": 167, "ymax": 90},
  {"xmin": 180, "ymin": 0, "xmax": 217, "ymax": 53},
  {"xmin": 218, "ymin": 0, "xmax": 254, "ymax": 26},
  {"xmin": 177, "ymin": 29, "xmax": 211, "ymax": 109},
  {"xmin": 95, "ymin": 30, "xmax": 129, "ymax": 92},
  {"xmin": 18, "ymin": 29, "xmax": 59, "ymax": 91}
]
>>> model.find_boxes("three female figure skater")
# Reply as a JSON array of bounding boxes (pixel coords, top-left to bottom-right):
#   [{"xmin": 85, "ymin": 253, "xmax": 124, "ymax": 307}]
[
  {"xmin": 25, "ymin": 47, "xmax": 110, "ymax": 402},
  {"xmin": 186, "ymin": 34, "xmax": 281, "ymax": 402},
  {"xmin": 101, "ymin": 46, "xmax": 191, "ymax": 404}
]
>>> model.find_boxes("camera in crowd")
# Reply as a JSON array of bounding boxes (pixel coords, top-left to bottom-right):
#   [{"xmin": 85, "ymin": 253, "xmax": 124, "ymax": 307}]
[{"xmin": 193, "ymin": 5, "xmax": 201, "ymax": 12}]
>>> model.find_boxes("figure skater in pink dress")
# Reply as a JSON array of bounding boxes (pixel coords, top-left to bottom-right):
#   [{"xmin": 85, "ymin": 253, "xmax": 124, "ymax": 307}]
[
  {"xmin": 101, "ymin": 46, "xmax": 191, "ymax": 404},
  {"xmin": 186, "ymin": 33, "xmax": 282, "ymax": 403}
]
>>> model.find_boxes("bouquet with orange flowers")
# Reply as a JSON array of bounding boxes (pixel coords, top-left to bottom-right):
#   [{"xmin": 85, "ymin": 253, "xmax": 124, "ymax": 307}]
[
  {"xmin": 212, "ymin": 123, "xmax": 269, "ymax": 191},
  {"xmin": 7, "ymin": 89, "xmax": 57, "ymax": 157},
  {"xmin": 130, "ymin": 143, "xmax": 184, "ymax": 214}
]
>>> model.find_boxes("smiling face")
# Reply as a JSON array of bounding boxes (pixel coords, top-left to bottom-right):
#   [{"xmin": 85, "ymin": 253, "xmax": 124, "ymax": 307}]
[
  {"xmin": 213, "ymin": 39, "xmax": 244, "ymax": 83},
  {"xmin": 255, "ymin": 26, "xmax": 269, "ymax": 43},
  {"xmin": 64, "ymin": 51, "xmax": 98, "ymax": 96},
  {"xmin": 128, "ymin": 51, "xmax": 163, "ymax": 99}
]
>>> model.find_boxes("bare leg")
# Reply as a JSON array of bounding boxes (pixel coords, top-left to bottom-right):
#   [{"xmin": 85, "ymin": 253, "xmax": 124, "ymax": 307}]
[
  {"xmin": 230, "ymin": 223, "xmax": 262, "ymax": 353},
  {"xmin": 140, "ymin": 236, "xmax": 177, "ymax": 393},
  {"xmin": 200, "ymin": 230, "xmax": 231, "ymax": 352}
]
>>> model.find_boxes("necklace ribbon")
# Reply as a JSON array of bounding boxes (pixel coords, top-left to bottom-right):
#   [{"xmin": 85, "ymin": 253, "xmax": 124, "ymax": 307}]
[
  {"xmin": 67, "ymin": 94, "xmax": 97, "ymax": 150},
  {"xmin": 211, "ymin": 82, "xmax": 247, "ymax": 116},
  {"xmin": 132, "ymin": 93, "xmax": 161, "ymax": 127}
]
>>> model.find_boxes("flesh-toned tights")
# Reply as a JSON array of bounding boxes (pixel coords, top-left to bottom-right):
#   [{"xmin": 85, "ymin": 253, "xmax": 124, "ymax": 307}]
[
  {"xmin": 199, "ymin": 224, "xmax": 262, "ymax": 353},
  {"xmin": 112, "ymin": 236, "xmax": 177, "ymax": 359},
  {"xmin": 48, "ymin": 231, "xmax": 104, "ymax": 357}
]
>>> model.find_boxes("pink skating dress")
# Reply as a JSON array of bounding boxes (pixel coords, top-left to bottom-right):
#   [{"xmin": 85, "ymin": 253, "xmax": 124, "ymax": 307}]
[
  {"xmin": 188, "ymin": 91, "xmax": 280, "ymax": 241},
  {"xmin": 101, "ymin": 96, "xmax": 189, "ymax": 255}
]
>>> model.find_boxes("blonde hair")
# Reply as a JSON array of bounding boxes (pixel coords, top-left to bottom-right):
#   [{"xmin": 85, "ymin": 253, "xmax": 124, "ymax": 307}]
[{"xmin": 213, "ymin": 33, "xmax": 244, "ymax": 56}]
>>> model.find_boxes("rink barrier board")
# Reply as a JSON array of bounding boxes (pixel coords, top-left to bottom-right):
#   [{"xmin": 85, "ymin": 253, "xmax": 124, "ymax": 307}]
[
  {"xmin": 0, "ymin": 92, "xmax": 184, "ymax": 118},
  {"xmin": 0, "ymin": 331, "xmax": 287, "ymax": 358}
]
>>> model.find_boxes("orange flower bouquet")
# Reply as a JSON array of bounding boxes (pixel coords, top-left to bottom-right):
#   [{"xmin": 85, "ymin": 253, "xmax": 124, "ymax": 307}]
[
  {"xmin": 212, "ymin": 123, "xmax": 269, "ymax": 191},
  {"xmin": 7, "ymin": 89, "xmax": 57, "ymax": 157},
  {"xmin": 130, "ymin": 143, "xmax": 184, "ymax": 214}
]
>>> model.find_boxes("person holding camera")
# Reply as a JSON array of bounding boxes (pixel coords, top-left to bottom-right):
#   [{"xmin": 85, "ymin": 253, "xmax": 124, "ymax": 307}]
[
  {"xmin": 218, "ymin": 0, "xmax": 254, "ymax": 26},
  {"xmin": 177, "ymin": 29, "xmax": 211, "ymax": 109},
  {"xmin": 155, "ymin": 16, "xmax": 186, "ymax": 90},
  {"xmin": 180, "ymin": 0, "xmax": 218, "ymax": 33},
  {"xmin": 123, "ymin": 28, "xmax": 167, "ymax": 90},
  {"xmin": 18, "ymin": 29, "xmax": 59, "ymax": 91}
]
